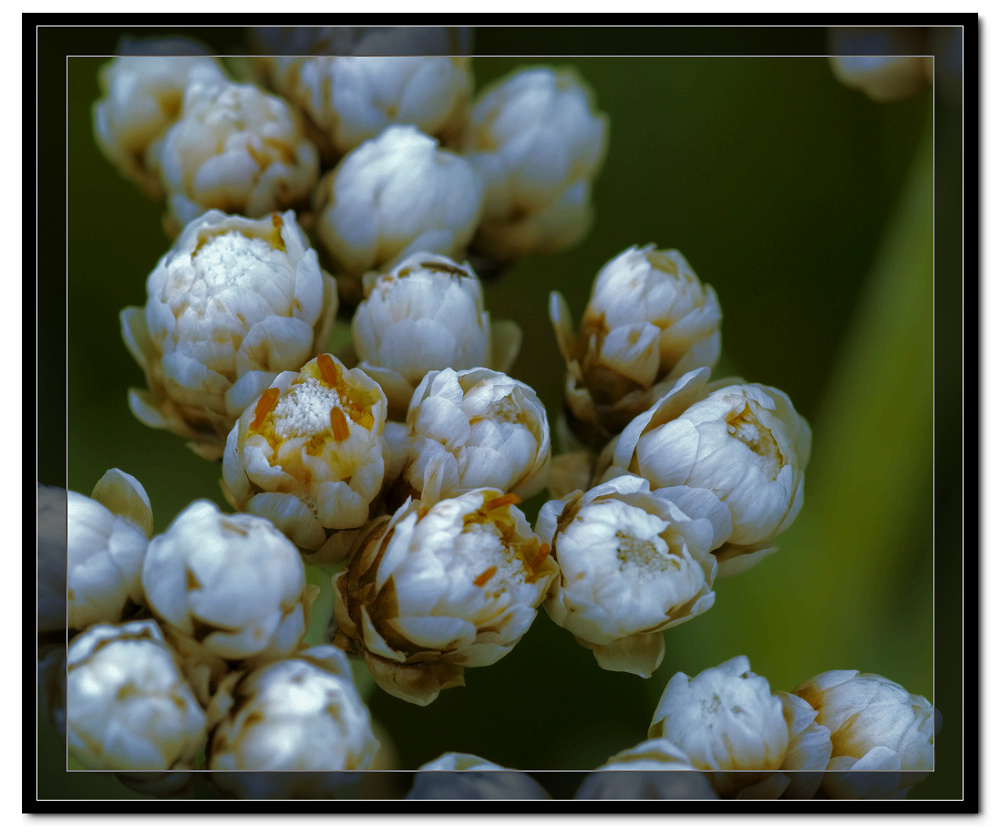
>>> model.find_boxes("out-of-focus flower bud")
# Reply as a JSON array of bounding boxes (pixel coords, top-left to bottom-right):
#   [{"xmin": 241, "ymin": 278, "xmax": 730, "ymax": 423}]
[
  {"xmin": 67, "ymin": 620, "xmax": 206, "ymax": 770},
  {"xmin": 267, "ymin": 57, "xmax": 472, "ymax": 156},
  {"xmin": 37, "ymin": 484, "xmax": 68, "ymax": 635},
  {"xmin": 608, "ymin": 378, "xmax": 811, "ymax": 577},
  {"xmin": 828, "ymin": 27, "xmax": 933, "ymax": 102},
  {"xmin": 574, "ymin": 738, "xmax": 719, "ymax": 800},
  {"xmin": 794, "ymin": 669, "xmax": 941, "ymax": 799},
  {"xmin": 208, "ymin": 646, "xmax": 378, "ymax": 798},
  {"xmin": 461, "ymin": 66, "xmax": 608, "ymax": 263},
  {"xmin": 66, "ymin": 469, "xmax": 153, "ymax": 631},
  {"xmin": 149, "ymin": 80, "xmax": 319, "ymax": 230},
  {"xmin": 121, "ymin": 210, "xmax": 338, "ymax": 459},
  {"xmin": 551, "ymin": 245, "xmax": 722, "ymax": 445},
  {"xmin": 248, "ymin": 26, "xmax": 473, "ymax": 57},
  {"xmin": 406, "ymin": 753, "xmax": 550, "ymax": 800},
  {"xmin": 404, "ymin": 367, "xmax": 550, "ymax": 502},
  {"xmin": 221, "ymin": 354, "xmax": 389, "ymax": 563},
  {"xmin": 351, "ymin": 253, "xmax": 521, "ymax": 415},
  {"xmin": 331, "ymin": 489, "xmax": 557, "ymax": 706},
  {"xmin": 648, "ymin": 656, "xmax": 790, "ymax": 797},
  {"xmin": 114, "ymin": 771, "xmax": 195, "ymax": 798},
  {"xmin": 92, "ymin": 43, "xmax": 226, "ymax": 199},
  {"xmin": 142, "ymin": 500, "xmax": 311, "ymax": 663},
  {"xmin": 771, "ymin": 691, "xmax": 834, "ymax": 800},
  {"xmin": 536, "ymin": 474, "xmax": 724, "ymax": 678},
  {"xmin": 312, "ymin": 126, "xmax": 483, "ymax": 293},
  {"xmin": 38, "ymin": 643, "xmax": 67, "ymax": 737}
]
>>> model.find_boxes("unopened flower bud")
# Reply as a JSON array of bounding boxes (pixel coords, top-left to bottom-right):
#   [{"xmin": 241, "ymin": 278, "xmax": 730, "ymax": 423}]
[
  {"xmin": 149, "ymin": 80, "xmax": 319, "ymax": 229},
  {"xmin": 352, "ymin": 253, "xmax": 521, "ymax": 415},
  {"xmin": 536, "ymin": 475, "xmax": 724, "ymax": 678},
  {"xmin": 222, "ymin": 354, "xmax": 389, "ymax": 562},
  {"xmin": 405, "ymin": 367, "xmax": 550, "ymax": 501},
  {"xmin": 121, "ymin": 210, "xmax": 338, "ymax": 459},
  {"xmin": 462, "ymin": 66, "xmax": 608, "ymax": 262},
  {"xmin": 609, "ymin": 378, "xmax": 811, "ymax": 576},
  {"xmin": 67, "ymin": 620, "xmax": 206, "ymax": 770},
  {"xmin": 574, "ymin": 738, "xmax": 719, "ymax": 800},
  {"xmin": 37, "ymin": 484, "xmax": 68, "ymax": 635},
  {"xmin": 331, "ymin": 488, "xmax": 558, "ymax": 705},
  {"xmin": 406, "ymin": 753, "xmax": 550, "ymax": 800},
  {"xmin": 208, "ymin": 646, "xmax": 377, "ymax": 797},
  {"xmin": 92, "ymin": 42, "xmax": 226, "ymax": 199},
  {"xmin": 313, "ymin": 126, "xmax": 483, "ymax": 284},
  {"xmin": 142, "ymin": 500, "xmax": 310, "ymax": 662},
  {"xmin": 551, "ymin": 245, "xmax": 721, "ymax": 443},
  {"xmin": 794, "ymin": 669, "xmax": 941, "ymax": 799},
  {"xmin": 249, "ymin": 26, "xmax": 473, "ymax": 57}
]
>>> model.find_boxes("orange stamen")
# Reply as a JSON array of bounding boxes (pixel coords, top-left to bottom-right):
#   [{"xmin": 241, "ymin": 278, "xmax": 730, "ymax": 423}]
[
  {"xmin": 330, "ymin": 406, "xmax": 350, "ymax": 442},
  {"xmin": 529, "ymin": 542, "xmax": 550, "ymax": 571},
  {"xmin": 317, "ymin": 353, "xmax": 340, "ymax": 387},
  {"xmin": 250, "ymin": 388, "xmax": 279, "ymax": 431},
  {"xmin": 473, "ymin": 566, "xmax": 497, "ymax": 587},
  {"xmin": 484, "ymin": 493, "xmax": 520, "ymax": 512}
]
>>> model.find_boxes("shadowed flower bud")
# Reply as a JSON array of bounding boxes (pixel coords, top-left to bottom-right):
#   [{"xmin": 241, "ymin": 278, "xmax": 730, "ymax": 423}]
[
  {"xmin": 208, "ymin": 646, "xmax": 378, "ymax": 797},
  {"xmin": 352, "ymin": 253, "xmax": 521, "ymax": 415},
  {"xmin": 149, "ymin": 80, "xmax": 319, "ymax": 230},
  {"xmin": 536, "ymin": 474, "xmax": 725, "ymax": 677},
  {"xmin": 92, "ymin": 42, "xmax": 226, "ymax": 199},
  {"xmin": 66, "ymin": 469, "xmax": 153, "ymax": 631},
  {"xmin": 551, "ymin": 245, "xmax": 721, "ymax": 445},
  {"xmin": 406, "ymin": 753, "xmax": 550, "ymax": 800},
  {"xmin": 574, "ymin": 738, "xmax": 719, "ymax": 800},
  {"xmin": 461, "ymin": 66, "xmax": 608, "ymax": 262},
  {"xmin": 794, "ymin": 669, "xmax": 941, "ymax": 799},
  {"xmin": 828, "ymin": 28, "xmax": 932, "ymax": 102},
  {"xmin": 267, "ymin": 56, "xmax": 472, "ymax": 156},
  {"xmin": 404, "ymin": 367, "xmax": 550, "ymax": 501},
  {"xmin": 648, "ymin": 656, "xmax": 790, "ymax": 797},
  {"xmin": 249, "ymin": 26, "xmax": 473, "ymax": 57},
  {"xmin": 67, "ymin": 620, "xmax": 206, "ymax": 770},
  {"xmin": 313, "ymin": 126, "xmax": 483, "ymax": 289},
  {"xmin": 142, "ymin": 500, "xmax": 311, "ymax": 663},
  {"xmin": 222, "ymin": 354, "xmax": 389, "ymax": 562},
  {"xmin": 121, "ymin": 210, "xmax": 338, "ymax": 459},
  {"xmin": 331, "ymin": 489, "xmax": 558, "ymax": 705},
  {"xmin": 608, "ymin": 378, "xmax": 811, "ymax": 577}
]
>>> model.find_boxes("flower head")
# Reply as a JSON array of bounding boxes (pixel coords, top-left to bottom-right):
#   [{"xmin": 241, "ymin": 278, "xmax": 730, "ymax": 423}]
[
  {"xmin": 331, "ymin": 488, "xmax": 557, "ymax": 705},
  {"xmin": 67, "ymin": 620, "xmax": 206, "ymax": 770},
  {"xmin": 404, "ymin": 367, "xmax": 550, "ymax": 501},
  {"xmin": 536, "ymin": 475, "xmax": 724, "ymax": 677},
  {"xmin": 406, "ymin": 753, "xmax": 550, "ymax": 800},
  {"xmin": 222, "ymin": 354, "xmax": 389, "ymax": 562},
  {"xmin": 149, "ymin": 80, "xmax": 319, "ymax": 229},
  {"xmin": 551, "ymin": 245, "xmax": 722, "ymax": 444},
  {"xmin": 574, "ymin": 738, "xmax": 719, "ymax": 800},
  {"xmin": 351, "ymin": 253, "xmax": 521, "ymax": 414},
  {"xmin": 121, "ymin": 209, "xmax": 338, "ymax": 459},
  {"xmin": 461, "ymin": 66, "xmax": 608, "ymax": 262},
  {"xmin": 312, "ymin": 125, "xmax": 483, "ymax": 286}
]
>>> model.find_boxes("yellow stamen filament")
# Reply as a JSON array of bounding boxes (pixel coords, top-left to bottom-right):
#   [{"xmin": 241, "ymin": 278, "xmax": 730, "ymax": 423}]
[
  {"xmin": 269, "ymin": 213, "xmax": 285, "ymax": 251},
  {"xmin": 330, "ymin": 406, "xmax": 350, "ymax": 442},
  {"xmin": 473, "ymin": 566, "xmax": 497, "ymax": 587},
  {"xmin": 317, "ymin": 353, "xmax": 340, "ymax": 387},
  {"xmin": 529, "ymin": 542, "xmax": 550, "ymax": 571},
  {"xmin": 250, "ymin": 388, "xmax": 279, "ymax": 431},
  {"xmin": 484, "ymin": 493, "xmax": 520, "ymax": 512}
]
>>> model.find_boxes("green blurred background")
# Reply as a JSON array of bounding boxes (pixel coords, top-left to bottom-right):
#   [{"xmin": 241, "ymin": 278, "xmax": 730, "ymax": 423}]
[{"xmin": 38, "ymin": 25, "xmax": 963, "ymax": 801}]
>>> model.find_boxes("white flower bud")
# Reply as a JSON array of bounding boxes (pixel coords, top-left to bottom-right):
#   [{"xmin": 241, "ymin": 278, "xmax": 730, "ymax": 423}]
[
  {"xmin": 67, "ymin": 620, "xmax": 206, "ymax": 770},
  {"xmin": 221, "ymin": 354, "xmax": 389, "ymax": 562},
  {"xmin": 551, "ymin": 246, "xmax": 722, "ymax": 444},
  {"xmin": 208, "ymin": 646, "xmax": 377, "ymax": 796},
  {"xmin": 794, "ymin": 669, "xmax": 941, "ymax": 799},
  {"xmin": 268, "ymin": 57, "xmax": 472, "ymax": 155},
  {"xmin": 772, "ymin": 690, "xmax": 834, "ymax": 799},
  {"xmin": 332, "ymin": 489, "xmax": 558, "ymax": 706},
  {"xmin": 142, "ymin": 500, "xmax": 309, "ymax": 662},
  {"xmin": 404, "ymin": 367, "xmax": 550, "ymax": 502},
  {"xmin": 609, "ymin": 378, "xmax": 811, "ymax": 576},
  {"xmin": 461, "ymin": 66, "xmax": 608, "ymax": 262},
  {"xmin": 648, "ymin": 656, "xmax": 790, "ymax": 792},
  {"xmin": 536, "ymin": 475, "xmax": 723, "ymax": 678},
  {"xmin": 92, "ymin": 45, "xmax": 226, "ymax": 199},
  {"xmin": 406, "ymin": 753, "xmax": 550, "ymax": 800},
  {"xmin": 249, "ymin": 26, "xmax": 472, "ymax": 57},
  {"xmin": 313, "ymin": 126, "xmax": 483, "ymax": 281},
  {"xmin": 574, "ymin": 738, "xmax": 719, "ymax": 800},
  {"xmin": 37, "ymin": 484, "xmax": 68, "ymax": 635},
  {"xmin": 121, "ymin": 210, "xmax": 338, "ymax": 459},
  {"xmin": 38, "ymin": 643, "xmax": 67, "ymax": 737},
  {"xmin": 66, "ymin": 469, "xmax": 153, "ymax": 630},
  {"xmin": 149, "ymin": 80, "xmax": 319, "ymax": 229}
]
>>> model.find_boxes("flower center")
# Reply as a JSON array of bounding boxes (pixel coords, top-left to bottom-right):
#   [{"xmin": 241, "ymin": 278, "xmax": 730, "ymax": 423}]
[{"xmin": 726, "ymin": 405, "xmax": 783, "ymax": 479}]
